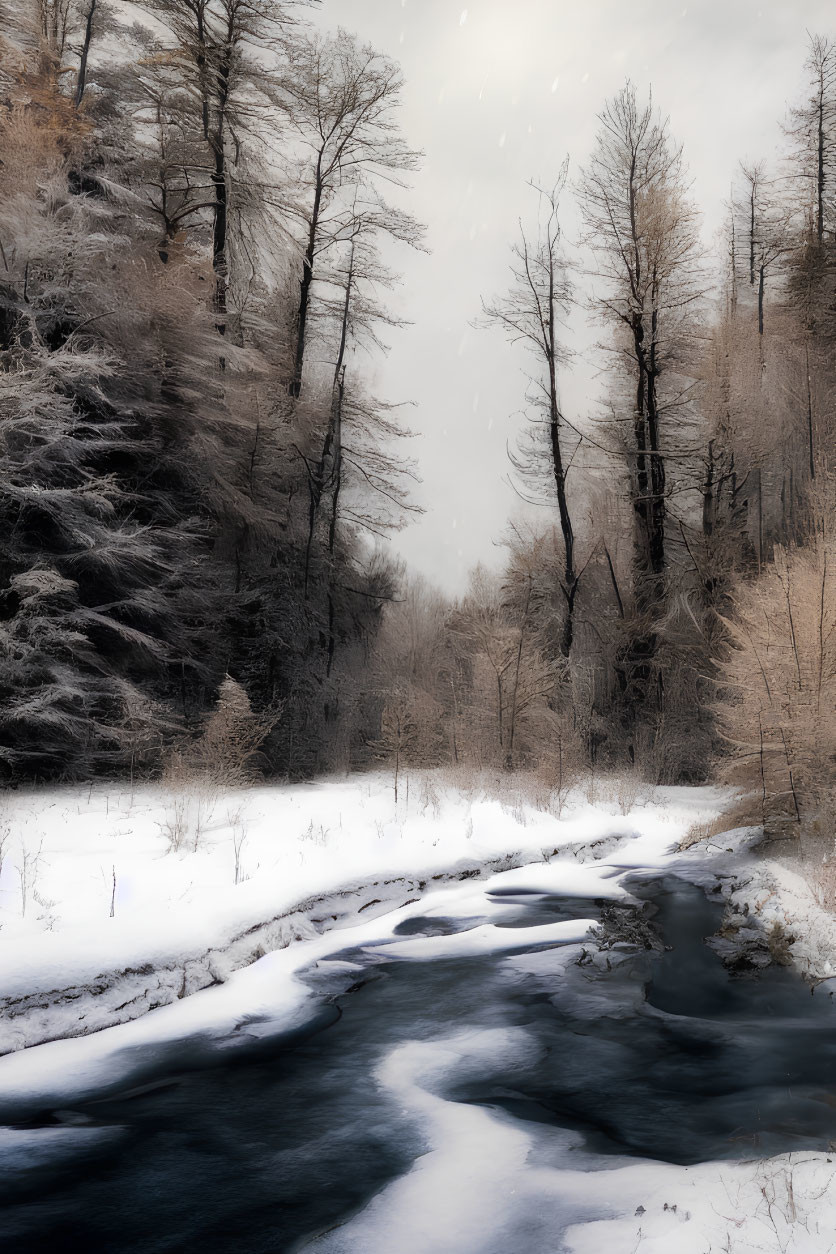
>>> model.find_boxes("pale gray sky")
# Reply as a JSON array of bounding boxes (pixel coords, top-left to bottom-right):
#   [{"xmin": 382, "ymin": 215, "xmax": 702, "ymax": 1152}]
[{"xmin": 314, "ymin": 0, "xmax": 833, "ymax": 592}]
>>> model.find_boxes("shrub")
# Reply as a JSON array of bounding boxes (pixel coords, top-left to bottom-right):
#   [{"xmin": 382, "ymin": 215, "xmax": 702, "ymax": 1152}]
[
  {"xmin": 716, "ymin": 535, "xmax": 836, "ymax": 838},
  {"xmin": 166, "ymin": 677, "xmax": 280, "ymax": 791}
]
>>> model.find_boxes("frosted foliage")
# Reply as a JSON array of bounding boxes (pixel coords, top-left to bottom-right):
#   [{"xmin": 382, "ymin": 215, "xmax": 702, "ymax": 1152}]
[
  {"xmin": 171, "ymin": 677, "xmax": 278, "ymax": 787},
  {"xmin": 719, "ymin": 534, "xmax": 836, "ymax": 820}
]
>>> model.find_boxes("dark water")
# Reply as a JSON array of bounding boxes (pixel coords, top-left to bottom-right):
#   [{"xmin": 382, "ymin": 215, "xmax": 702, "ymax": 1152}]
[{"xmin": 4, "ymin": 874, "xmax": 836, "ymax": 1253}]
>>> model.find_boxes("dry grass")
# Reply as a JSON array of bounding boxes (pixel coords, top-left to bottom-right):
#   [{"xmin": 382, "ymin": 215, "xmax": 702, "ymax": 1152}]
[
  {"xmin": 808, "ymin": 860, "xmax": 836, "ymax": 912},
  {"xmin": 427, "ymin": 765, "xmax": 653, "ymax": 823},
  {"xmin": 678, "ymin": 793, "xmax": 762, "ymax": 851},
  {"xmin": 678, "ymin": 819, "xmax": 716, "ymax": 850}
]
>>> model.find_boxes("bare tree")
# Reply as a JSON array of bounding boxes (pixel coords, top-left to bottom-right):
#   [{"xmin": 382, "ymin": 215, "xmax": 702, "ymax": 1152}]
[
  {"xmin": 736, "ymin": 160, "xmax": 792, "ymax": 337},
  {"xmin": 786, "ymin": 34, "xmax": 836, "ymax": 247},
  {"xmin": 297, "ymin": 221, "xmax": 417, "ymax": 588},
  {"xmin": 34, "ymin": 0, "xmax": 75, "ymax": 73},
  {"xmin": 280, "ymin": 27, "xmax": 423, "ymax": 397},
  {"xmin": 139, "ymin": 0, "xmax": 308, "ymax": 335},
  {"xmin": 3, "ymin": 0, "xmax": 101, "ymax": 94},
  {"xmin": 578, "ymin": 82, "xmax": 704, "ymax": 614},
  {"xmin": 185, "ymin": 675, "xmax": 279, "ymax": 786},
  {"xmin": 480, "ymin": 164, "xmax": 582, "ymax": 657},
  {"xmin": 293, "ymin": 215, "xmax": 422, "ymax": 700},
  {"xmin": 371, "ymin": 682, "xmax": 441, "ymax": 801},
  {"xmin": 446, "ymin": 566, "xmax": 561, "ymax": 769}
]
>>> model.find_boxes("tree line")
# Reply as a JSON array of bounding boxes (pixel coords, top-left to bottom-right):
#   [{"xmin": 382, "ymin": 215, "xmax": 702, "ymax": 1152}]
[
  {"xmin": 1, "ymin": 5, "xmax": 835, "ymax": 839},
  {"xmin": 375, "ymin": 43, "xmax": 836, "ymax": 844}
]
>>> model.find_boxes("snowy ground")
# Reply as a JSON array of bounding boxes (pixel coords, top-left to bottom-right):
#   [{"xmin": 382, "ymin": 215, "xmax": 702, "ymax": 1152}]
[
  {"xmin": 0, "ymin": 770, "xmax": 724, "ymax": 1053},
  {"xmin": 4, "ymin": 771, "xmax": 836, "ymax": 1252}
]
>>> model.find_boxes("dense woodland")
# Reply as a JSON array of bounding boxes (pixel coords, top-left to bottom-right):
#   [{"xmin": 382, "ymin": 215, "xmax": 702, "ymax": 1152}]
[{"xmin": 1, "ymin": 3, "xmax": 835, "ymax": 841}]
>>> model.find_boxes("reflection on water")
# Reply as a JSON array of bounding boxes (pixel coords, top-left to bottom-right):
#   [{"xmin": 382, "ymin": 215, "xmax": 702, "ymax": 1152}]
[{"xmin": 3, "ymin": 874, "xmax": 836, "ymax": 1253}]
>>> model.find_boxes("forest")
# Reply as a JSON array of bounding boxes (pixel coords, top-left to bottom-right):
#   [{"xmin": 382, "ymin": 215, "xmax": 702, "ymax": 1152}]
[{"xmin": 1, "ymin": 0, "xmax": 835, "ymax": 851}]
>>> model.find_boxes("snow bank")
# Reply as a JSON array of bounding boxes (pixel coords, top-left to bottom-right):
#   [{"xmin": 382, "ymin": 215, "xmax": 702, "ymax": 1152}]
[{"xmin": 720, "ymin": 853, "xmax": 836, "ymax": 985}]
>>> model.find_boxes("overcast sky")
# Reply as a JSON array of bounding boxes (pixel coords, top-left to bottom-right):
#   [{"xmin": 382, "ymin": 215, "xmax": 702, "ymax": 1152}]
[{"xmin": 313, "ymin": 0, "xmax": 834, "ymax": 593}]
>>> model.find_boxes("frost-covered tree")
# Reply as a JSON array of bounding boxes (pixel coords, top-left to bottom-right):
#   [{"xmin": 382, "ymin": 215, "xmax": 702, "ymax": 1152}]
[
  {"xmin": 281, "ymin": 27, "xmax": 423, "ymax": 397},
  {"xmin": 717, "ymin": 510, "xmax": 836, "ymax": 833},
  {"xmin": 183, "ymin": 675, "xmax": 277, "ymax": 785},
  {"xmin": 0, "ymin": 99, "xmax": 167, "ymax": 775},
  {"xmin": 0, "ymin": 45, "xmax": 253, "ymax": 775},
  {"xmin": 136, "ymin": 0, "xmax": 309, "ymax": 335}
]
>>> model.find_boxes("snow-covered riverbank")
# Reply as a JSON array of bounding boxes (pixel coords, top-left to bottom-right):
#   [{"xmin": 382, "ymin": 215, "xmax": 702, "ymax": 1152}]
[
  {"xmin": 4, "ymin": 775, "xmax": 836, "ymax": 1254},
  {"xmin": 0, "ymin": 772, "xmax": 726, "ymax": 1054}
]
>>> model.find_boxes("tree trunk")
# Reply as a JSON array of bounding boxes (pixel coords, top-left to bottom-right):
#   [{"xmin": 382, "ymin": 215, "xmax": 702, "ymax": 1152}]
[
  {"xmin": 818, "ymin": 81, "xmax": 826, "ymax": 245},
  {"xmin": 806, "ymin": 340, "xmax": 816, "ymax": 479},
  {"xmin": 194, "ymin": 3, "xmax": 211, "ymax": 144},
  {"xmin": 549, "ymin": 420, "xmax": 577, "ymax": 652},
  {"xmin": 702, "ymin": 439, "xmax": 716, "ymax": 538},
  {"xmin": 645, "ymin": 306, "xmax": 667, "ymax": 590},
  {"xmin": 603, "ymin": 545, "xmax": 625, "ymax": 619},
  {"xmin": 212, "ymin": 142, "xmax": 228, "ymax": 338},
  {"xmin": 393, "ymin": 737, "xmax": 399, "ymax": 804},
  {"xmin": 302, "ymin": 244, "xmax": 352, "ymax": 598},
  {"xmin": 74, "ymin": 0, "xmax": 96, "ymax": 108},
  {"xmin": 290, "ymin": 173, "xmax": 323, "ymax": 398},
  {"xmin": 325, "ymin": 372, "xmax": 345, "ymax": 680},
  {"xmin": 631, "ymin": 312, "xmax": 666, "ymax": 612},
  {"xmin": 632, "ymin": 324, "xmax": 652, "ymax": 596},
  {"xmin": 506, "ymin": 577, "xmax": 532, "ymax": 767},
  {"xmin": 757, "ymin": 264, "xmax": 764, "ymax": 336},
  {"xmin": 546, "ymin": 288, "xmax": 577, "ymax": 657},
  {"xmin": 496, "ymin": 672, "xmax": 504, "ymax": 751}
]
